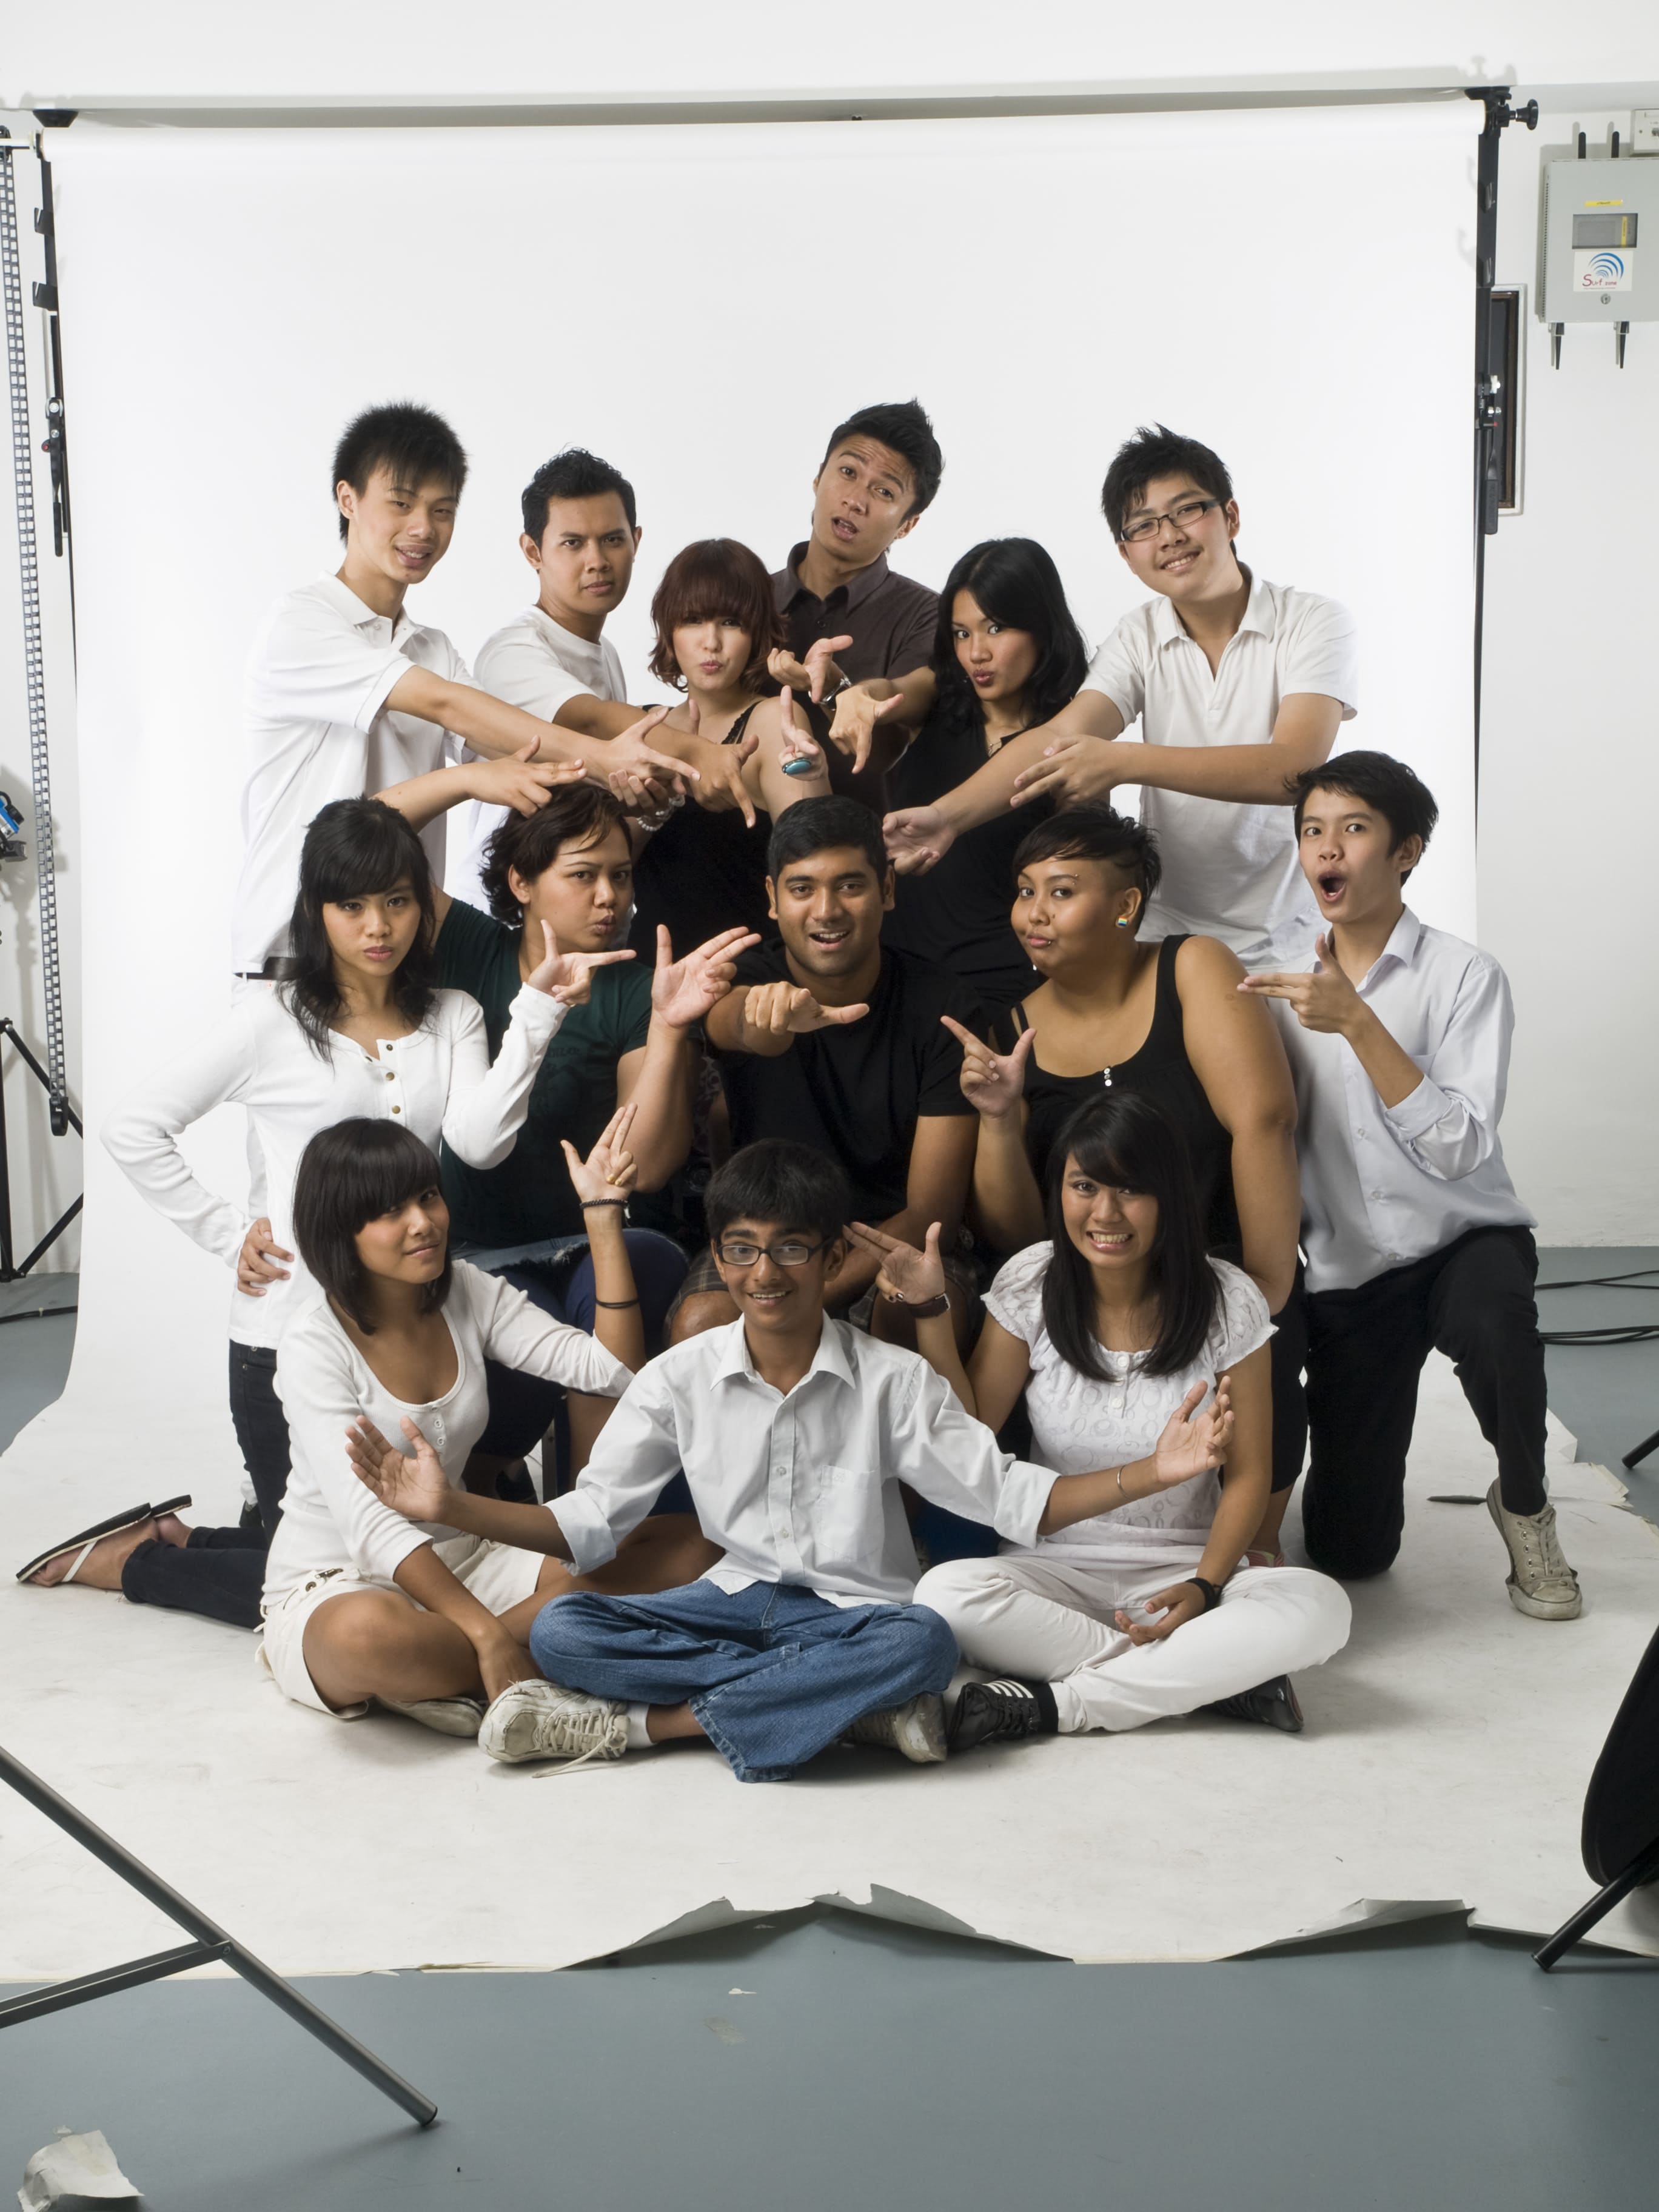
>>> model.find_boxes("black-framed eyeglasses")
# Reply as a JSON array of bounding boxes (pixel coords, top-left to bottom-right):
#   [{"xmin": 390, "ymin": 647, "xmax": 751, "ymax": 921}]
[
  {"xmin": 1119, "ymin": 495, "xmax": 1224, "ymax": 545},
  {"xmin": 715, "ymin": 1237, "xmax": 827, "ymax": 1269}
]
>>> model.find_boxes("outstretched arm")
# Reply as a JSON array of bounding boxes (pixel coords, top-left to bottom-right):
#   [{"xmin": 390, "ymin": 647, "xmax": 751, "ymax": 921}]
[
  {"xmin": 1010, "ymin": 691, "xmax": 1341, "ymax": 813},
  {"xmin": 883, "ymin": 692, "xmax": 1123, "ymax": 873}
]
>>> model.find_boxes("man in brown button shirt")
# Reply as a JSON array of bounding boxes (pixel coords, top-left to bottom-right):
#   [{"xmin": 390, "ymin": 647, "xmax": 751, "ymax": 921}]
[{"xmin": 770, "ymin": 400, "xmax": 944, "ymax": 809}]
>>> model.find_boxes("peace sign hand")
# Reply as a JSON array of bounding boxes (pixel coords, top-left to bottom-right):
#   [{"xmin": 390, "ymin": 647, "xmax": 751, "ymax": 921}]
[
  {"xmin": 942, "ymin": 1014, "xmax": 1034, "ymax": 1122},
  {"xmin": 652, "ymin": 924, "xmax": 763, "ymax": 1030},
  {"xmin": 526, "ymin": 920, "xmax": 638, "ymax": 1006}
]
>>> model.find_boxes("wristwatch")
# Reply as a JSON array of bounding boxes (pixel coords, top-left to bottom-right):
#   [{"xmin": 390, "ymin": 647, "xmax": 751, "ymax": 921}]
[{"xmin": 885, "ymin": 1290, "xmax": 949, "ymax": 1318}]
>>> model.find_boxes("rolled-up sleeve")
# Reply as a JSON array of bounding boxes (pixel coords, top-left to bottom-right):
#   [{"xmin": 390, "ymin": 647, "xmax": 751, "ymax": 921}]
[
  {"xmin": 439, "ymin": 987, "xmax": 569, "ymax": 1168},
  {"xmin": 891, "ymin": 1364, "xmax": 1051, "ymax": 1547},
  {"xmin": 102, "ymin": 1008, "xmax": 259, "ymax": 1267},
  {"xmin": 549, "ymin": 1370, "xmax": 688, "ymax": 1572},
  {"xmin": 1380, "ymin": 957, "xmax": 1512, "ymax": 1181}
]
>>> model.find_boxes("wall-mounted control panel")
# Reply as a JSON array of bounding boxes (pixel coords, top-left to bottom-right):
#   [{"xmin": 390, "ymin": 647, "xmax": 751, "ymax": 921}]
[{"xmin": 1538, "ymin": 145, "xmax": 1659, "ymax": 365}]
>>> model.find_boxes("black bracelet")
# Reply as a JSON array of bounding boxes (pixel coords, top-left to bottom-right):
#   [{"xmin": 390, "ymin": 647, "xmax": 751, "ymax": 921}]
[
  {"xmin": 593, "ymin": 1297, "xmax": 640, "ymax": 1310},
  {"xmin": 580, "ymin": 1198, "xmax": 628, "ymax": 1210},
  {"xmin": 1184, "ymin": 1575, "xmax": 1223, "ymax": 1612}
]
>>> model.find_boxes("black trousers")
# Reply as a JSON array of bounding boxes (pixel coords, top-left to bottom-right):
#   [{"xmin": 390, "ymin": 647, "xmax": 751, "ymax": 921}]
[
  {"xmin": 120, "ymin": 1343, "xmax": 292, "ymax": 1630},
  {"xmin": 1281, "ymin": 1225, "xmax": 1546, "ymax": 1581}
]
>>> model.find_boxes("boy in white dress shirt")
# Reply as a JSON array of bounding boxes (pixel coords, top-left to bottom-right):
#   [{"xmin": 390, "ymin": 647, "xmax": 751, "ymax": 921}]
[
  {"xmin": 352, "ymin": 1141, "xmax": 1205, "ymax": 1778},
  {"xmin": 1240, "ymin": 752, "xmax": 1581, "ymax": 1619},
  {"xmin": 883, "ymin": 424, "xmax": 1358, "ymax": 968},
  {"xmin": 232, "ymin": 407, "xmax": 729, "ymax": 977},
  {"xmin": 449, "ymin": 448, "xmax": 644, "ymax": 911}
]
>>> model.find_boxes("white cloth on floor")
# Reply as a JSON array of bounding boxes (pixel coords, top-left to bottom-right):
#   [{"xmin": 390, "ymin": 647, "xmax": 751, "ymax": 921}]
[{"xmin": 917, "ymin": 1556, "xmax": 1351, "ymax": 1733}]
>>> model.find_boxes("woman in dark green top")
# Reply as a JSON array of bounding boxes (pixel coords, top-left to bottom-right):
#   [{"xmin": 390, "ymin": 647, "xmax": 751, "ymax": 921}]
[{"xmin": 377, "ymin": 773, "xmax": 756, "ymax": 1477}]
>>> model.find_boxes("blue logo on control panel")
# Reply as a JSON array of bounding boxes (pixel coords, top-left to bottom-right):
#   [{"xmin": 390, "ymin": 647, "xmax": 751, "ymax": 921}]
[{"xmin": 1585, "ymin": 251, "xmax": 1626, "ymax": 283}]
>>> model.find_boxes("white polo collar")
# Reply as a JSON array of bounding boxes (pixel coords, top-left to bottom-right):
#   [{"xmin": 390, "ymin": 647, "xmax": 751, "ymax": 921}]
[
  {"xmin": 315, "ymin": 571, "xmax": 426, "ymax": 644},
  {"xmin": 1150, "ymin": 566, "xmax": 1273, "ymax": 651},
  {"xmin": 711, "ymin": 1312, "xmax": 856, "ymax": 1392}
]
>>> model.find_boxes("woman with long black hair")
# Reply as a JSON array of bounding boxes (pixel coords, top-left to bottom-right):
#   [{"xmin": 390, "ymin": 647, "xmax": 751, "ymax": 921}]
[
  {"xmin": 851, "ymin": 1090, "xmax": 1349, "ymax": 1748},
  {"xmin": 881, "ymin": 537, "xmax": 1088, "ymax": 1002},
  {"xmin": 19, "ymin": 795, "xmax": 614, "ymax": 1624}
]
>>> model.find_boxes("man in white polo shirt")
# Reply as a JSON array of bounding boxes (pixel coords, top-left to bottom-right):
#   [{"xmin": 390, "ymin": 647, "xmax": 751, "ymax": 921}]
[
  {"xmin": 883, "ymin": 424, "xmax": 1358, "ymax": 968},
  {"xmin": 447, "ymin": 447, "xmax": 643, "ymax": 913},
  {"xmin": 232, "ymin": 404, "xmax": 739, "ymax": 977}
]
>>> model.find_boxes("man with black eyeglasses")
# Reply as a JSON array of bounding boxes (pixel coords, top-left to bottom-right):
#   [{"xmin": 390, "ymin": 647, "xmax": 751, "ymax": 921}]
[{"xmin": 884, "ymin": 424, "xmax": 1358, "ymax": 970}]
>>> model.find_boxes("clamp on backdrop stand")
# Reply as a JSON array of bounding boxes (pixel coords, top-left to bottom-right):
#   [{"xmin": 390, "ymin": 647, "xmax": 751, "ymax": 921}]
[{"xmin": 1466, "ymin": 88, "xmax": 1538, "ymax": 800}]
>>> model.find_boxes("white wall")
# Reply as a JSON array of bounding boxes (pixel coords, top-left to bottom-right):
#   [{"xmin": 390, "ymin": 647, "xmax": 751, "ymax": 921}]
[
  {"xmin": 1480, "ymin": 107, "xmax": 1659, "ymax": 1243},
  {"xmin": 0, "ymin": 143, "xmax": 81, "ymax": 1278}
]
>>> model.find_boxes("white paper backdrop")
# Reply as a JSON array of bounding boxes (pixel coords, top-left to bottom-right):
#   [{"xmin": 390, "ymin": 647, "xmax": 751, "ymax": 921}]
[{"xmin": 45, "ymin": 100, "xmax": 1475, "ymax": 1472}]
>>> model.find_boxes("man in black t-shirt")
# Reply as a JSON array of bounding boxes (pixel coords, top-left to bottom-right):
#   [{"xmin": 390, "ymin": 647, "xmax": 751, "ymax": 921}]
[{"xmin": 682, "ymin": 796, "xmax": 985, "ymax": 1349}]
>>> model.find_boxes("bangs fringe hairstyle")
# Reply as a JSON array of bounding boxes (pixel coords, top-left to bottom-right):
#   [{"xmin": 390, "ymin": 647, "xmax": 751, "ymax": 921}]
[
  {"xmin": 932, "ymin": 537, "xmax": 1088, "ymax": 748},
  {"xmin": 1011, "ymin": 803, "xmax": 1162, "ymax": 922},
  {"xmin": 292, "ymin": 1119, "xmax": 453, "ymax": 1334},
  {"xmin": 480, "ymin": 785, "xmax": 628, "ymax": 925},
  {"xmin": 1286, "ymin": 749, "xmax": 1439, "ymax": 883},
  {"xmin": 1041, "ymin": 1091, "xmax": 1218, "ymax": 1381},
  {"xmin": 521, "ymin": 446, "xmax": 637, "ymax": 538},
  {"xmin": 282, "ymin": 799, "xmax": 439, "ymax": 1056},
  {"xmin": 705, "ymin": 1139, "xmax": 850, "ymax": 1249},
  {"xmin": 647, "ymin": 539, "xmax": 782, "ymax": 695},
  {"xmin": 333, "ymin": 401, "xmax": 468, "ymax": 544}
]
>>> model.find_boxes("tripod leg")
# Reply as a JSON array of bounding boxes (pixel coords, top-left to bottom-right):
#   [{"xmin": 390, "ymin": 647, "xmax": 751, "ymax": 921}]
[
  {"xmin": 0, "ymin": 1747, "xmax": 437, "ymax": 2125},
  {"xmin": 1621, "ymin": 1427, "xmax": 1659, "ymax": 1472},
  {"xmin": 1534, "ymin": 1835, "xmax": 1659, "ymax": 1970}
]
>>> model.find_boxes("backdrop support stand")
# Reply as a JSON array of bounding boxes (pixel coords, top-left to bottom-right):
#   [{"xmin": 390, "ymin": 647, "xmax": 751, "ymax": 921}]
[
  {"xmin": 0, "ymin": 1017, "xmax": 81, "ymax": 1279},
  {"xmin": 0, "ymin": 1744, "xmax": 438, "ymax": 2127},
  {"xmin": 1465, "ymin": 88, "xmax": 1538, "ymax": 804}
]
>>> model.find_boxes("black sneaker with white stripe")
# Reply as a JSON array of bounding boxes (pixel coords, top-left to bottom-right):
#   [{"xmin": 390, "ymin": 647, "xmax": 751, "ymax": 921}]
[{"xmin": 949, "ymin": 1678, "xmax": 1059, "ymax": 1752}]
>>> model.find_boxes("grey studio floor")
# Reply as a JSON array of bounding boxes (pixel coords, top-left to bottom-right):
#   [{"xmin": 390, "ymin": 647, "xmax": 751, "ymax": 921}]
[{"xmin": 4, "ymin": 1261, "xmax": 1659, "ymax": 2211}]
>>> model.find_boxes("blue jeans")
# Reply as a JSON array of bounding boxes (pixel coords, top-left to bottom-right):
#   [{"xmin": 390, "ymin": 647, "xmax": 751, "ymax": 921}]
[
  {"xmin": 459, "ymin": 1230, "xmax": 690, "ymax": 1498},
  {"xmin": 528, "ymin": 1579, "xmax": 959, "ymax": 1783}
]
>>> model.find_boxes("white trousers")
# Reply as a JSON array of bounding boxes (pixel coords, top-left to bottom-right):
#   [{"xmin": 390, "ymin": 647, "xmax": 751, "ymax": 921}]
[{"xmin": 915, "ymin": 1555, "xmax": 1352, "ymax": 1734}]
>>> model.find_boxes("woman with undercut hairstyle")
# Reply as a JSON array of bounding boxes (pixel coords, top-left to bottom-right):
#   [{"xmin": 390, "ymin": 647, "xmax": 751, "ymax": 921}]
[{"xmin": 945, "ymin": 803, "xmax": 1305, "ymax": 1563}]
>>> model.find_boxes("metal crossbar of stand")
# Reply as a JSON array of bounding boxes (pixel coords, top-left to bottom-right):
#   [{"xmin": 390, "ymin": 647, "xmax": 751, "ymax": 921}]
[
  {"xmin": 0, "ymin": 1017, "xmax": 82, "ymax": 1281},
  {"xmin": 0, "ymin": 1746, "xmax": 437, "ymax": 2127}
]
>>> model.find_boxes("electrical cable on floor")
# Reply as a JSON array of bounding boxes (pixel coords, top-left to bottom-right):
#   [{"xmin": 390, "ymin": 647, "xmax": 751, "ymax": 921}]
[
  {"xmin": 0, "ymin": 1305, "xmax": 77, "ymax": 1326},
  {"xmin": 1536, "ymin": 1266, "xmax": 1659, "ymax": 1347}
]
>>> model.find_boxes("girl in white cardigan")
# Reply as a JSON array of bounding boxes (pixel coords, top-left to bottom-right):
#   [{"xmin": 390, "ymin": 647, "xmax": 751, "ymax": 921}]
[
  {"xmin": 261, "ymin": 1111, "xmax": 718, "ymax": 1735},
  {"xmin": 852, "ymin": 1090, "xmax": 1350, "ymax": 1749},
  {"xmin": 21, "ymin": 794, "xmax": 618, "ymax": 1624}
]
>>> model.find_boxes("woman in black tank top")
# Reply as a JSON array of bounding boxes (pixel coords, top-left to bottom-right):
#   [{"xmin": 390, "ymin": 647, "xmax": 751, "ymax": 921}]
[
  {"xmin": 629, "ymin": 538, "xmax": 832, "ymax": 957},
  {"xmin": 994, "ymin": 936, "xmax": 1240, "ymax": 1251},
  {"xmin": 956, "ymin": 806, "xmax": 1299, "ymax": 1319}
]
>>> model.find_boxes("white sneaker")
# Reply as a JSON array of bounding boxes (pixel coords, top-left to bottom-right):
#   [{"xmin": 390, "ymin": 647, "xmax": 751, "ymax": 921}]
[
  {"xmin": 846, "ymin": 1692, "xmax": 947, "ymax": 1764},
  {"xmin": 1486, "ymin": 1481, "xmax": 1583, "ymax": 1620},
  {"xmin": 478, "ymin": 1680, "xmax": 628, "ymax": 1769},
  {"xmin": 380, "ymin": 1694, "xmax": 486, "ymax": 1738}
]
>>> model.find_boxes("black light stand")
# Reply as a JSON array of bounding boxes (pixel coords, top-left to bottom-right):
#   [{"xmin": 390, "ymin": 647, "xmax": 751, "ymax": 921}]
[
  {"xmin": 0, "ymin": 1745, "xmax": 438, "ymax": 2127},
  {"xmin": 1464, "ymin": 87, "xmax": 1538, "ymax": 800}
]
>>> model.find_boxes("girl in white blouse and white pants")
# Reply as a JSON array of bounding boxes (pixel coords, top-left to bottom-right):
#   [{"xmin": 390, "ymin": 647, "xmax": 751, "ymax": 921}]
[
  {"xmin": 856, "ymin": 1090, "xmax": 1349, "ymax": 1743},
  {"xmin": 45, "ymin": 796, "xmax": 608, "ymax": 1627}
]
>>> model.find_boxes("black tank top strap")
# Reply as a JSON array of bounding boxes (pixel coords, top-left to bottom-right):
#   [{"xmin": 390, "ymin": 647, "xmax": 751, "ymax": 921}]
[
  {"xmin": 726, "ymin": 702, "xmax": 759, "ymax": 748},
  {"xmin": 990, "ymin": 999, "xmax": 1030, "ymax": 1053},
  {"xmin": 1143, "ymin": 934, "xmax": 1190, "ymax": 1057}
]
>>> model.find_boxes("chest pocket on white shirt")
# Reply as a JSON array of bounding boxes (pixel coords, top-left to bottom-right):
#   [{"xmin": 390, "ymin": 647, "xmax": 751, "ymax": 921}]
[{"xmin": 803, "ymin": 1465, "xmax": 887, "ymax": 1572}]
